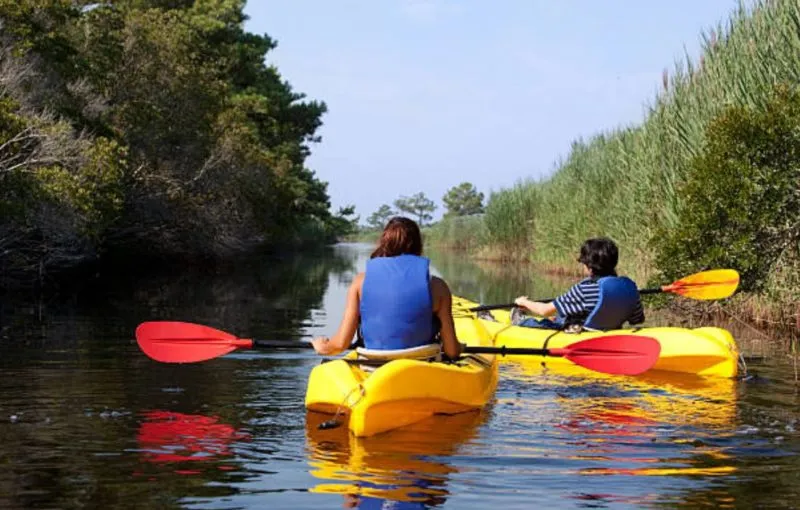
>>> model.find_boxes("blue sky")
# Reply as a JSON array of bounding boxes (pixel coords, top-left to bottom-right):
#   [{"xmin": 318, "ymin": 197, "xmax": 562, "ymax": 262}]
[{"xmin": 244, "ymin": 0, "xmax": 739, "ymax": 221}]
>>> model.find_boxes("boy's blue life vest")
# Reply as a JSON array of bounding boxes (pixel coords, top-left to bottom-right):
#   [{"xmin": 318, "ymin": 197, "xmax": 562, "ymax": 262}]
[
  {"xmin": 583, "ymin": 276, "xmax": 640, "ymax": 330},
  {"xmin": 359, "ymin": 254, "xmax": 438, "ymax": 350}
]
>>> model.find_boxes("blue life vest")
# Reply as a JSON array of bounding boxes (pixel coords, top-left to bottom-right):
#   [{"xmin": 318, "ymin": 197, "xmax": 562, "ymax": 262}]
[
  {"xmin": 583, "ymin": 276, "xmax": 640, "ymax": 330},
  {"xmin": 359, "ymin": 254, "xmax": 436, "ymax": 350}
]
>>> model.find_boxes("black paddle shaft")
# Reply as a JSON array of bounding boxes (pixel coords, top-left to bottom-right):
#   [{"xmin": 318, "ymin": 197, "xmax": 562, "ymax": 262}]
[
  {"xmin": 252, "ymin": 339, "xmax": 316, "ymax": 350},
  {"xmin": 252, "ymin": 339, "xmax": 560, "ymax": 358},
  {"xmin": 468, "ymin": 287, "xmax": 662, "ymax": 312}
]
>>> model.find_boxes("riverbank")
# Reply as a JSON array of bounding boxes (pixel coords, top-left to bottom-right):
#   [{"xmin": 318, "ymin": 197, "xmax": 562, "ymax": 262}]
[
  {"xmin": 432, "ymin": 237, "xmax": 797, "ymax": 340},
  {"xmin": 349, "ymin": 217, "xmax": 795, "ymax": 336}
]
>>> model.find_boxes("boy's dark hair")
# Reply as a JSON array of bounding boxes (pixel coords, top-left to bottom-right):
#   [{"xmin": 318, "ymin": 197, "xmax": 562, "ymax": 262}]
[{"xmin": 578, "ymin": 237, "xmax": 619, "ymax": 277}]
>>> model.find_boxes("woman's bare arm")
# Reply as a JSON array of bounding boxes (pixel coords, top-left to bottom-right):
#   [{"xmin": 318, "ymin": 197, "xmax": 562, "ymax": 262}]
[
  {"xmin": 431, "ymin": 276, "xmax": 462, "ymax": 359},
  {"xmin": 311, "ymin": 272, "xmax": 364, "ymax": 355}
]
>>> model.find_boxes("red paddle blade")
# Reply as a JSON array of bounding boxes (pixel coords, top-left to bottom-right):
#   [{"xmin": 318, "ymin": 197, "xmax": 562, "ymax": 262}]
[
  {"xmin": 552, "ymin": 335, "xmax": 661, "ymax": 376},
  {"xmin": 135, "ymin": 321, "xmax": 252, "ymax": 363}
]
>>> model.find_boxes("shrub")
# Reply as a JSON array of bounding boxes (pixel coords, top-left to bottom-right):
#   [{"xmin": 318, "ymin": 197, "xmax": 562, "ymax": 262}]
[{"xmin": 654, "ymin": 85, "xmax": 800, "ymax": 296}]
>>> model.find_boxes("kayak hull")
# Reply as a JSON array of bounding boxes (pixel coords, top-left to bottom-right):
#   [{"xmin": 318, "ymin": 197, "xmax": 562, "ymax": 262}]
[
  {"xmin": 305, "ymin": 314, "xmax": 498, "ymax": 437},
  {"xmin": 452, "ymin": 296, "xmax": 739, "ymax": 378}
]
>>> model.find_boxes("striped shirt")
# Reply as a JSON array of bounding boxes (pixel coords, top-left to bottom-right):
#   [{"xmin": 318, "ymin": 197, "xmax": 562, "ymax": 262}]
[{"xmin": 553, "ymin": 278, "xmax": 645, "ymax": 327}]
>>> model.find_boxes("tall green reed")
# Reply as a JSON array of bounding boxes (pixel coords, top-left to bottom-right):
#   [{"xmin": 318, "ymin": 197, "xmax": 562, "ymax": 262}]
[
  {"xmin": 483, "ymin": 0, "xmax": 800, "ymax": 279},
  {"xmin": 424, "ymin": 215, "xmax": 488, "ymax": 253}
]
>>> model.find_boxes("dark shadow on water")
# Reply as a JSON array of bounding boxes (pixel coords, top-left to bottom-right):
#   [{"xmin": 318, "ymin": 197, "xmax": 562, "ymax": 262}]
[
  {"xmin": 0, "ymin": 246, "xmax": 358, "ymax": 358},
  {"xmin": 0, "ymin": 246, "xmax": 359, "ymax": 509}
]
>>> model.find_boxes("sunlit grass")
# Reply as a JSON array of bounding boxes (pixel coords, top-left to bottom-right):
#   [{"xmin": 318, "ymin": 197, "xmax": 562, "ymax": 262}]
[
  {"xmin": 423, "ymin": 215, "xmax": 488, "ymax": 253},
  {"xmin": 485, "ymin": 1, "xmax": 799, "ymax": 269}
]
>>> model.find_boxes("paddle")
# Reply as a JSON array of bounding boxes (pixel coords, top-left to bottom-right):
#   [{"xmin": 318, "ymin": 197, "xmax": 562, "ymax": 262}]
[
  {"xmin": 135, "ymin": 321, "xmax": 661, "ymax": 376},
  {"xmin": 467, "ymin": 269, "xmax": 740, "ymax": 312}
]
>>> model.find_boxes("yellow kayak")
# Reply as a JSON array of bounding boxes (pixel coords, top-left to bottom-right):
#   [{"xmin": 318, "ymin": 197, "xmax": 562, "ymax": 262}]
[
  {"xmin": 304, "ymin": 314, "xmax": 498, "ymax": 437},
  {"xmin": 452, "ymin": 296, "xmax": 740, "ymax": 378}
]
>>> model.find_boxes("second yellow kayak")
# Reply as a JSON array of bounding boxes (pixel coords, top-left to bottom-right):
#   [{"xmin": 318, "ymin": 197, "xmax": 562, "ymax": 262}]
[{"xmin": 452, "ymin": 296, "xmax": 740, "ymax": 378}]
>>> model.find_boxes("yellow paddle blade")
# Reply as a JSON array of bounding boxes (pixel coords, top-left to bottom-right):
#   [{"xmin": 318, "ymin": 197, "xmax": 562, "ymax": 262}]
[{"xmin": 664, "ymin": 269, "xmax": 740, "ymax": 300}]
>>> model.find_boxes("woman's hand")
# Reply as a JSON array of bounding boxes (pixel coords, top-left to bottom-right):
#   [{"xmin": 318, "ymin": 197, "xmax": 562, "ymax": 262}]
[{"xmin": 311, "ymin": 336, "xmax": 331, "ymax": 355}]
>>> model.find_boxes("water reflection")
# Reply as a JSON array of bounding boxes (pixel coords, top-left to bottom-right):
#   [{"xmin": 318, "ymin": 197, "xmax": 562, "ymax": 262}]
[
  {"xmin": 137, "ymin": 410, "xmax": 249, "ymax": 466},
  {"xmin": 0, "ymin": 247, "xmax": 358, "ymax": 509},
  {"xmin": 2, "ymin": 243, "xmax": 800, "ymax": 509},
  {"xmin": 427, "ymin": 248, "xmax": 568, "ymax": 306},
  {"xmin": 0, "ymin": 247, "xmax": 358, "ymax": 365},
  {"xmin": 494, "ymin": 364, "xmax": 742, "ymax": 497},
  {"xmin": 306, "ymin": 410, "xmax": 486, "ymax": 508}
]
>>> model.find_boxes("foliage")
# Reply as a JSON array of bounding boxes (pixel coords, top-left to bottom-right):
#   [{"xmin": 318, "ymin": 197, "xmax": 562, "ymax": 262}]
[
  {"xmin": 393, "ymin": 192, "xmax": 436, "ymax": 226},
  {"xmin": 424, "ymin": 215, "xmax": 487, "ymax": 252},
  {"xmin": 366, "ymin": 204, "xmax": 395, "ymax": 230},
  {"xmin": 482, "ymin": 180, "xmax": 539, "ymax": 259},
  {"xmin": 442, "ymin": 182, "xmax": 484, "ymax": 217},
  {"xmin": 0, "ymin": 88, "xmax": 126, "ymax": 283},
  {"xmin": 35, "ymin": 135, "xmax": 127, "ymax": 240},
  {"xmin": 0, "ymin": 0, "xmax": 338, "ymax": 286},
  {"xmin": 324, "ymin": 205, "xmax": 360, "ymax": 242},
  {"xmin": 654, "ymin": 85, "xmax": 800, "ymax": 295}
]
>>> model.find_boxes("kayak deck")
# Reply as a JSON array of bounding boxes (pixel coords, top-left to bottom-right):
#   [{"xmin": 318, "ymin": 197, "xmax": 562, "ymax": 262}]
[
  {"xmin": 305, "ymin": 314, "xmax": 498, "ymax": 437},
  {"xmin": 452, "ymin": 296, "xmax": 740, "ymax": 378}
]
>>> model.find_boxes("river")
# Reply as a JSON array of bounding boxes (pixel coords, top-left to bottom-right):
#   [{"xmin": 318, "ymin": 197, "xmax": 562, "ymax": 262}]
[{"xmin": 0, "ymin": 243, "xmax": 797, "ymax": 509}]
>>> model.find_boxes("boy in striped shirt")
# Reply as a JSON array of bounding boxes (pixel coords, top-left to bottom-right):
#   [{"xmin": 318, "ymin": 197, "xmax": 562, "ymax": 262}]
[{"xmin": 513, "ymin": 238, "xmax": 645, "ymax": 330}]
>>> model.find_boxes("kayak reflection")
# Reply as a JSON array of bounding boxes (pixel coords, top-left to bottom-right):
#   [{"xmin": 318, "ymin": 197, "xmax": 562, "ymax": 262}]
[
  {"xmin": 502, "ymin": 361, "xmax": 739, "ymax": 477},
  {"xmin": 510, "ymin": 360, "xmax": 738, "ymax": 427},
  {"xmin": 306, "ymin": 409, "xmax": 487, "ymax": 508}
]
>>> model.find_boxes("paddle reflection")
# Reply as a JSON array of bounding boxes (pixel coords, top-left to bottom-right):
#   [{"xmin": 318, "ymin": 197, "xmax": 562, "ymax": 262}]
[
  {"xmin": 306, "ymin": 410, "xmax": 486, "ymax": 508},
  {"xmin": 137, "ymin": 410, "xmax": 248, "ymax": 469}
]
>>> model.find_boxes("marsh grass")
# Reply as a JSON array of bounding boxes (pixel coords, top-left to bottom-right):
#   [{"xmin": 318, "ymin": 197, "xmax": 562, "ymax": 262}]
[
  {"xmin": 485, "ymin": 1, "xmax": 800, "ymax": 265},
  {"xmin": 423, "ymin": 215, "xmax": 488, "ymax": 253},
  {"xmin": 454, "ymin": 0, "xmax": 800, "ymax": 327}
]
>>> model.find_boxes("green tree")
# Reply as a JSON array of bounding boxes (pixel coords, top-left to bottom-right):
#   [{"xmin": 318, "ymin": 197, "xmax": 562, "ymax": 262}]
[
  {"xmin": 0, "ymin": 0, "xmax": 339, "ymax": 287},
  {"xmin": 394, "ymin": 192, "xmax": 436, "ymax": 226},
  {"xmin": 654, "ymin": 85, "xmax": 800, "ymax": 296},
  {"xmin": 443, "ymin": 182, "xmax": 484, "ymax": 217},
  {"xmin": 325, "ymin": 205, "xmax": 359, "ymax": 241},
  {"xmin": 366, "ymin": 204, "xmax": 395, "ymax": 230}
]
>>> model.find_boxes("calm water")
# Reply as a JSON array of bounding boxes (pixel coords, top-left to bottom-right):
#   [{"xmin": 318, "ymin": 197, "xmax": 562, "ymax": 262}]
[{"xmin": 0, "ymin": 243, "xmax": 798, "ymax": 509}]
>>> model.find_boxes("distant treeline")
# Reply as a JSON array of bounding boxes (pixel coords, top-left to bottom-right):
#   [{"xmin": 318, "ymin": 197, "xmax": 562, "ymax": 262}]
[
  {"xmin": 0, "ymin": 1, "xmax": 355, "ymax": 289},
  {"xmin": 432, "ymin": 1, "xmax": 799, "ymax": 328}
]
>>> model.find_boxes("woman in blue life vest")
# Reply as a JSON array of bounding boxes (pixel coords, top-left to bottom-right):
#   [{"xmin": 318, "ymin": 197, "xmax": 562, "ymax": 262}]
[
  {"xmin": 512, "ymin": 237, "xmax": 645, "ymax": 330},
  {"xmin": 311, "ymin": 217, "xmax": 463, "ymax": 359}
]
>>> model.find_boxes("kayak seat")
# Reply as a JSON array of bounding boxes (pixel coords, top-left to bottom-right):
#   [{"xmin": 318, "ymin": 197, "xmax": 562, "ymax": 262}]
[
  {"xmin": 356, "ymin": 343, "xmax": 442, "ymax": 361},
  {"xmin": 355, "ymin": 343, "xmax": 442, "ymax": 372},
  {"xmin": 583, "ymin": 276, "xmax": 639, "ymax": 331}
]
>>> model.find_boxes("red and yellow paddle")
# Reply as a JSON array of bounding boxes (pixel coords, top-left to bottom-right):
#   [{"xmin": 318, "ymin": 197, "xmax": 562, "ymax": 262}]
[
  {"xmin": 643, "ymin": 269, "xmax": 740, "ymax": 300},
  {"xmin": 468, "ymin": 269, "xmax": 740, "ymax": 312},
  {"xmin": 135, "ymin": 321, "xmax": 661, "ymax": 376}
]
